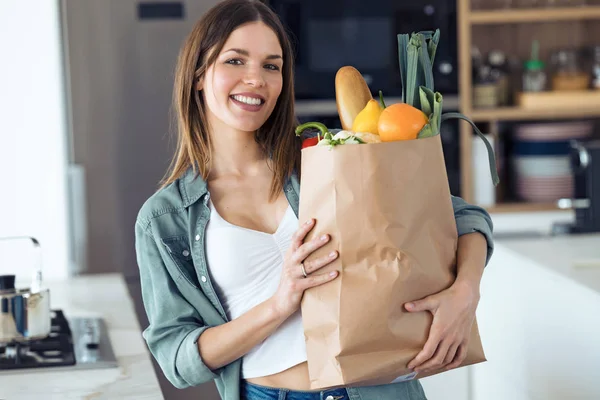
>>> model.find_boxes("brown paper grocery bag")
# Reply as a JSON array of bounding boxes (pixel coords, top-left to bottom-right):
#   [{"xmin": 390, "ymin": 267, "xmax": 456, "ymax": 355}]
[{"xmin": 298, "ymin": 134, "xmax": 486, "ymax": 390}]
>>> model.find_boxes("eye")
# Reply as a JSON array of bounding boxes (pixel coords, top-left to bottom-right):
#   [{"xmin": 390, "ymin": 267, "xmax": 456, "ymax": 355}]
[
  {"xmin": 225, "ymin": 58, "xmax": 243, "ymax": 65},
  {"xmin": 264, "ymin": 64, "xmax": 281, "ymax": 71}
]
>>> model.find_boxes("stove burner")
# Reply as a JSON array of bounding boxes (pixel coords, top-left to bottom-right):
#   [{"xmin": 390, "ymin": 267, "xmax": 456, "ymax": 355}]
[{"xmin": 0, "ymin": 310, "xmax": 75, "ymax": 369}]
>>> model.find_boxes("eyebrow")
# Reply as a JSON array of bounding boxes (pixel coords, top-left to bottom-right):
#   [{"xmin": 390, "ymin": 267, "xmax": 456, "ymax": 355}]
[{"xmin": 222, "ymin": 48, "xmax": 282, "ymax": 60}]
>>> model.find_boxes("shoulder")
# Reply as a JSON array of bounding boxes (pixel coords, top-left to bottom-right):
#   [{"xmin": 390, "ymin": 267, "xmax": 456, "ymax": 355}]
[{"xmin": 136, "ymin": 178, "xmax": 187, "ymax": 232}]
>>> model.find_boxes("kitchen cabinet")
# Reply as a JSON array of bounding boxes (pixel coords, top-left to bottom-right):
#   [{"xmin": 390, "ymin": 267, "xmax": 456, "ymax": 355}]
[{"xmin": 457, "ymin": 0, "xmax": 600, "ymax": 213}]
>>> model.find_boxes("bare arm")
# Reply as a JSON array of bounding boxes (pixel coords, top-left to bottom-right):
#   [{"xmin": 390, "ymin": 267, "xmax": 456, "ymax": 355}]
[
  {"xmin": 453, "ymin": 231, "xmax": 487, "ymax": 296},
  {"xmin": 198, "ymin": 298, "xmax": 283, "ymax": 370}
]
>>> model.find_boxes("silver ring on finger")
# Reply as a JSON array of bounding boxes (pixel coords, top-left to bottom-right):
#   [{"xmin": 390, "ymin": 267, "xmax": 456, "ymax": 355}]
[{"xmin": 300, "ymin": 262, "xmax": 308, "ymax": 278}]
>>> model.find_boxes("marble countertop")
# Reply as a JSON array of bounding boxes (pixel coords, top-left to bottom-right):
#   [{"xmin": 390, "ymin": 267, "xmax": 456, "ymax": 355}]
[
  {"xmin": 497, "ymin": 233, "xmax": 600, "ymax": 295},
  {"xmin": 2, "ymin": 273, "xmax": 163, "ymax": 400}
]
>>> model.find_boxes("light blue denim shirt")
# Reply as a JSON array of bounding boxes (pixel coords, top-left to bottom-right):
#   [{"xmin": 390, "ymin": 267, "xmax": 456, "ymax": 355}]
[{"xmin": 135, "ymin": 168, "xmax": 494, "ymax": 400}]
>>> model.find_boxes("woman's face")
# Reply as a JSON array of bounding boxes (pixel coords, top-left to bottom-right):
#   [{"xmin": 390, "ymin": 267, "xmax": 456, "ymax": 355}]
[{"xmin": 200, "ymin": 21, "xmax": 284, "ymax": 134}]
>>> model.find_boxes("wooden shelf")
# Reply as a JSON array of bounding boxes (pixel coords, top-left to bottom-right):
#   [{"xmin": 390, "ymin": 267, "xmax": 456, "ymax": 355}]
[
  {"xmin": 485, "ymin": 202, "xmax": 561, "ymax": 213},
  {"xmin": 469, "ymin": 6, "xmax": 600, "ymax": 24},
  {"xmin": 457, "ymin": 0, "xmax": 600, "ymax": 210},
  {"xmin": 468, "ymin": 106, "xmax": 600, "ymax": 122}
]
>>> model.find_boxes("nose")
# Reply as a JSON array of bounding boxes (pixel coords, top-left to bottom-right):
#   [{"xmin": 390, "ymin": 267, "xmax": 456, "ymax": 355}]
[{"xmin": 242, "ymin": 66, "xmax": 265, "ymax": 88}]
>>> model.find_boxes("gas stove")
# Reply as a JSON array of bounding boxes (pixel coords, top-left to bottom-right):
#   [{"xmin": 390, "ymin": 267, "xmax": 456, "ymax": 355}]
[{"xmin": 0, "ymin": 309, "xmax": 117, "ymax": 373}]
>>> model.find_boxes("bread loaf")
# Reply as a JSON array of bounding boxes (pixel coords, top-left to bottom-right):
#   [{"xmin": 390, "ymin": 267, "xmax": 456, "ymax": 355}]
[{"xmin": 335, "ymin": 66, "xmax": 372, "ymax": 130}]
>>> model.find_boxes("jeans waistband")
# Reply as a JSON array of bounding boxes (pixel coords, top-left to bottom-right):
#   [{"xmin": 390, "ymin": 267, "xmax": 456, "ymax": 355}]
[{"xmin": 242, "ymin": 381, "xmax": 349, "ymax": 400}]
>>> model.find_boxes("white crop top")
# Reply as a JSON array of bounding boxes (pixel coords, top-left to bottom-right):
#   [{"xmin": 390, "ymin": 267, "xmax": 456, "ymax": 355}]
[{"xmin": 205, "ymin": 199, "xmax": 307, "ymax": 379}]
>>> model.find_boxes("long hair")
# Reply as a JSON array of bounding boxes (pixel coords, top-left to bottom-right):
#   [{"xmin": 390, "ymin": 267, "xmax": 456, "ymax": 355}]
[{"xmin": 161, "ymin": 0, "xmax": 299, "ymax": 200}]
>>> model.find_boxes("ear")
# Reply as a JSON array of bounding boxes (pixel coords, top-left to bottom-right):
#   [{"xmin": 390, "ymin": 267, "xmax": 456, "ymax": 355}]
[{"xmin": 195, "ymin": 76, "xmax": 204, "ymax": 91}]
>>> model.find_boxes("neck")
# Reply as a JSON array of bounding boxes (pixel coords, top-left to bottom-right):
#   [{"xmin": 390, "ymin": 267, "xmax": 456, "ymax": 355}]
[{"xmin": 208, "ymin": 124, "xmax": 267, "ymax": 180}]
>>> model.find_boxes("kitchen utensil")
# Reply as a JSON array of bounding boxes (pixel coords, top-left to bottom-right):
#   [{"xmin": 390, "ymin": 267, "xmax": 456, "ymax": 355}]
[{"xmin": 0, "ymin": 237, "xmax": 51, "ymax": 343}]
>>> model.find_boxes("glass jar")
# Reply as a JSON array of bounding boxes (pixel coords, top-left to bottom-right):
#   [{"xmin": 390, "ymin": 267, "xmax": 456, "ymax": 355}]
[
  {"xmin": 593, "ymin": 46, "xmax": 600, "ymax": 90},
  {"xmin": 551, "ymin": 49, "xmax": 589, "ymax": 91},
  {"xmin": 488, "ymin": 50, "xmax": 511, "ymax": 105},
  {"xmin": 523, "ymin": 60, "xmax": 547, "ymax": 92}
]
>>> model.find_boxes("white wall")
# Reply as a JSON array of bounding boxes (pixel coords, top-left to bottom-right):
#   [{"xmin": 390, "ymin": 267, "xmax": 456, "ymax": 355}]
[{"xmin": 0, "ymin": 1, "xmax": 71, "ymax": 282}]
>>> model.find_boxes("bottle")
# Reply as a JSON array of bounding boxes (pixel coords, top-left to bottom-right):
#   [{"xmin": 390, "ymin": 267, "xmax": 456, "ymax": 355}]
[
  {"xmin": 551, "ymin": 49, "xmax": 589, "ymax": 91},
  {"xmin": 522, "ymin": 40, "xmax": 547, "ymax": 92},
  {"xmin": 489, "ymin": 50, "xmax": 511, "ymax": 105},
  {"xmin": 592, "ymin": 46, "xmax": 600, "ymax": 90}
]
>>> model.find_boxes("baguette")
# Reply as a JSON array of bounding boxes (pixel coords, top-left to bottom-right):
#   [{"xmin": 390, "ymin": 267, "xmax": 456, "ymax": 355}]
[{"xmin": 335, "ymin": 66, "xmax": 373, "ymax": 130}]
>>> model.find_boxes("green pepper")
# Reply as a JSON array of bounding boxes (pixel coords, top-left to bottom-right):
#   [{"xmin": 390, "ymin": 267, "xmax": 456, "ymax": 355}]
[{"xmin": 295, "ymin": 122, "xmax": 329, "ymax": 142}]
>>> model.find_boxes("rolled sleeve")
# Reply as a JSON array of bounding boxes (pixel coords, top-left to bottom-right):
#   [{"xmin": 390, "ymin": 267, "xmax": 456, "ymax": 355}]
[
  {"xmin": 174, "ymin": 326, "xmax": 220, "ymax": 384},
  {"xmin": 136, "ymin": 219, "xmax": 219, "ymax": 388},
  {"xmin": 450, "ymin": 195, "xmax": 494, "ymax": 266}
]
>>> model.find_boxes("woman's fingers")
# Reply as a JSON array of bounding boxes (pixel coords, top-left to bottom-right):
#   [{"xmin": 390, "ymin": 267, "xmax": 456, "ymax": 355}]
[
  {"xmin": 302, "ymin": 250, "xmax": 338, "ymax": 276},
  {"xmin": 408, "ymin": 330, "xmax": 441, "ymax": 370},
  {"xmin": 443, "ymin": 342, "xmax": 460, "ymax": 367},
  {"xmin": 299, "ymin": 270, "xmax": 339, "ymax": 290},
  {"xmin": 291, "ymin": 218, "xmax": 316, "ymax": 250},
  {"xmin": 414, "ymin": 339, "xmax": 451, "ymax": 373},
  {"xmin": 293, "ymin": 233, "xmax": 330, "ymax": 264},
  {"xmin": 288, "ymin": 218, "xmax": 338, "ymax": 279},
  {"xmin": 444, "ymin": 344, "xmax": 467, "ymax": 371}
]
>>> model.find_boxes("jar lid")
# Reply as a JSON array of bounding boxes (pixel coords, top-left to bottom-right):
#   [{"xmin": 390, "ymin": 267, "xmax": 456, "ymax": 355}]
[
  {"xmin": 489, "ymin": 50, "xmax": 506, "ymax": 66},
  {"xmin": 524, "ymin": 59, "xmax": 545, "ymax": 70}
]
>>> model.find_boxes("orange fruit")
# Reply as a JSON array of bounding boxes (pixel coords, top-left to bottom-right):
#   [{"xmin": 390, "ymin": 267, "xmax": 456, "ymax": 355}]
[{"xmin": 377, "ymin": 103, "xmax": 428, "ymax": 142}]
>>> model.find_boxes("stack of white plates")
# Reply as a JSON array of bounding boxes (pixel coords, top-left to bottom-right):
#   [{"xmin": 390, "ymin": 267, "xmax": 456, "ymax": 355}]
[{"xmin": 512, "ymin": 122, "xmax": 593, "ymax": 203}]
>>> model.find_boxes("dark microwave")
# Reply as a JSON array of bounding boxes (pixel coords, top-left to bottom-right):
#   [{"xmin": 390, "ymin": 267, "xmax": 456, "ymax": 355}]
[{"xmin": 268, "ymin": 0, "xmax": 458, "ymax": 100}]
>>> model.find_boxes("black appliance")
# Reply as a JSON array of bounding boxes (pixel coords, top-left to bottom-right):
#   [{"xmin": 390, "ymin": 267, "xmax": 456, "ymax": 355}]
[
  {"xmin": 269, "ymin": 0, "xmax": 458, "ymax": 99},
  {"xmin": 555, "ymin": 140, "xmax": 600, "ymax": 234}
]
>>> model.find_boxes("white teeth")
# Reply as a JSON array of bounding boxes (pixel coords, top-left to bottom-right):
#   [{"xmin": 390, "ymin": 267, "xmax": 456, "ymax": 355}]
[{"xmin": 232, "ymin": 95, "xmax": 262, "ymax": 105}]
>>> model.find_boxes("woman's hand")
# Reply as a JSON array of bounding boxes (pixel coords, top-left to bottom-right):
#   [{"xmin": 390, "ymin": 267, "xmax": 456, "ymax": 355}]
[
  {"xmin": 405, "ymin": 280, "xmax": 480, "ymax": 374},
  {"xmin": 270, "ymin": 218, "xmax": 339, "ymax": 320}
]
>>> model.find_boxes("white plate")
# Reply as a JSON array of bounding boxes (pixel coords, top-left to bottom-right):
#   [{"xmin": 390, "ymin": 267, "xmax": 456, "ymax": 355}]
[
  {"xmin": 515, "ymin": 121, "xmax": 594, "ymax": 141},
  {"xmin": 513, "ymin": 156, "xmax": 571, "ymax": 177}
]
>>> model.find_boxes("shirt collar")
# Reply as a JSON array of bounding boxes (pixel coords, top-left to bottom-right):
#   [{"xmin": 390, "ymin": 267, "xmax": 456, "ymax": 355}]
[{"xmin": 179, "ymin": 168, "xmax": 208, "ymax": 208}]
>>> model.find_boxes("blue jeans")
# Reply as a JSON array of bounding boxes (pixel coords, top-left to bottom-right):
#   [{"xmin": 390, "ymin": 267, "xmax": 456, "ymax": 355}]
[{"xmin": 241, "ymin": 381, "xmax": 350, "ymax": 400}]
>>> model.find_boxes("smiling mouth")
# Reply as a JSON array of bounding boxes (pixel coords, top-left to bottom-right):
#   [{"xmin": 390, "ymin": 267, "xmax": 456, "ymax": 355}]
[{"xmin": 230, "ymin": 94, "xmax": 265, "ymax": 106}]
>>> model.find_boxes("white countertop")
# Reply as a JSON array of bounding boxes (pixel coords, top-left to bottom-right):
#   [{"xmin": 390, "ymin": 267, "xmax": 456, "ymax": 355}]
[
  {"xmin": 465, "ymin": 234, "xmax": 600, "ymax": 400},
  {"xmin": 1, "ymin": 273, "xmax": 163, "ymax": 400},
  {"xmin": 497, "ymin": 233, "xmax": 600, "ymax": 294}
]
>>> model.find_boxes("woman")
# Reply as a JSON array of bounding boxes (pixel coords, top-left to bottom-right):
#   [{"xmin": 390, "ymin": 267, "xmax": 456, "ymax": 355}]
[{"xmin": 135, "ymin": 1, "xmax": 493, "ymax": 399}]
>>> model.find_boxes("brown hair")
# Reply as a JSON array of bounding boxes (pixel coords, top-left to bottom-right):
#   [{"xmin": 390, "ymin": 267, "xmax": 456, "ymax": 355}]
[{"xmin": 161, "ymin": 0, "xmax": 300, "ymax": 200}]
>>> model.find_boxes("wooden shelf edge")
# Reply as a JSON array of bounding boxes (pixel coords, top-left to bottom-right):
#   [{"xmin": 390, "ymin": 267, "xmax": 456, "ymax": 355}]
[
  {"xmin": 485, "ymin": 202, "xmax": 562, "ymax": 213},
  {"xmin": 467, "ymin": 106, "xmax": 600, "ymax": 122},
  {"xmin": 469, "ymin": 5, "xmax": 600, "ymax": 24}
]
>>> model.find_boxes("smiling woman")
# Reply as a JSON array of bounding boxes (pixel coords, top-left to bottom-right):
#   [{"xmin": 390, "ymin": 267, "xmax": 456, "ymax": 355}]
[
  {"xmin": 162, "ymin": 1, "xmax": 299, "ymax": 202},
  {"xmin": 134, "ymin": 1, "xmax": 494, "ymax": 400}
]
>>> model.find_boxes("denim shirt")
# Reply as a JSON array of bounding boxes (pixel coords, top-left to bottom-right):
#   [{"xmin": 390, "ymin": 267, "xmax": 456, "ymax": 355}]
[{"xmin": 135, "ymin": 168, "xmax": 494, "ymax": 400}]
